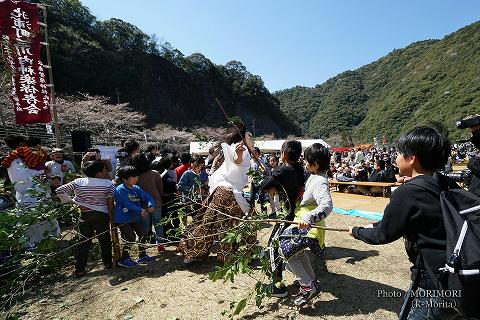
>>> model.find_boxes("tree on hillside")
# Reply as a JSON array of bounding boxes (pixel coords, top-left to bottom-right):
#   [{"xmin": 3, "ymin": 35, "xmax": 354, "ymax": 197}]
[
  {"xmin": 183, "ymin": 53, "xmax": 215, "ymax": 76},
  {"xmin": 160, "ymin": 41, "xmax": 186, "ymax": 67},
  {"xmin": 217, "ymin": 60, "xmax": 250, "ymax": 96},
  {"xmin": 42, "ymin": 0, "xmax": 97, "ymax": 34},
  {"xmin": 97, "ymin": 18, "xmax": 152, "ymax": 53}
]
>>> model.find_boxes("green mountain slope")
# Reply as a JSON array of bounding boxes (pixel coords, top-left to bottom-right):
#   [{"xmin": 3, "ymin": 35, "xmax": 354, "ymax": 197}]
[
  {"xmin": 20, "ymin": 0, "xmax": 301, "ymax": 137},
  {"xmin": 276, "ymin": 22, "xmax": 480, "ymax": 143}
]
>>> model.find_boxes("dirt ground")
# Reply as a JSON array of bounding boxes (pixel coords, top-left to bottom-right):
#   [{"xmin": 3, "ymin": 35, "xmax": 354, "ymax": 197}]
[{"xmin": 8, "ymin": 193, "xmax": 411, "ymax": 320}]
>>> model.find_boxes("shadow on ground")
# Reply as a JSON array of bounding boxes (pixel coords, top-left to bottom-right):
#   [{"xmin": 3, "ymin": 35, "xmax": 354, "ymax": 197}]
[
  {"xmin": 107, "ymin": 249, "xmax": 217, "ymax": 286},
  {"xmin": 300, "ymin": 270, "xmax": 404, "ymax": 317},
  {"xmin": 243, "ymin": 246, "xmax": 403, "ymax": 319},
  {"xmin": 16, "ymin": 242, "xmax": 403, "ymax": 319},
  {"xmin": 325, "ymin": 246, "xmax": 380, "ymax": 264}
]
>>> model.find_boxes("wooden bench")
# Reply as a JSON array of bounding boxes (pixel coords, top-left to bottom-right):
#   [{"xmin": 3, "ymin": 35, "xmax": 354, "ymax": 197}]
[{"xmin": 329, "ymin": 179, "xmax": 401, "ymax": 198}]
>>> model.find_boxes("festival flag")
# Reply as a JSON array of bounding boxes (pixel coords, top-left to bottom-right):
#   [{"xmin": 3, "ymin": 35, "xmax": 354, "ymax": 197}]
[{"xmin": 0, "ymin": 0, "xmax": 52, "ymax": 124}]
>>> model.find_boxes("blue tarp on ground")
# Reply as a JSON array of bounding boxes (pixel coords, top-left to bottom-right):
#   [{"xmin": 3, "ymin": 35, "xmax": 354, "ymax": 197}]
[
  {"xmin": 244, "ymin": 190, "xmax": 384, "ymax": 221},
  {"xmin": 333, "ymin": 207, "xmax": 383, "ymax": 221}
]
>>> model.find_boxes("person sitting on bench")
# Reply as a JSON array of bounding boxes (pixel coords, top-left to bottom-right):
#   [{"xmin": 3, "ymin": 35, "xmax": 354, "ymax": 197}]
[{"xmin": 356, "ymin": 159, "xmax": 388, "ymax": 195}]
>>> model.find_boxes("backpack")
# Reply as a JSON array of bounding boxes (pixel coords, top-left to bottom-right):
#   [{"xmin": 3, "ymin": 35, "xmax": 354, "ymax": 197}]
[{"xmin": 405, "ymin": 173, "xmax": 480, "ymax": 318}]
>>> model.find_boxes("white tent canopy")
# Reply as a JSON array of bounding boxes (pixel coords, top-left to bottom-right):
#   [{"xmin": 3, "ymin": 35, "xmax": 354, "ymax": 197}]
[{"xmin": 190, "ymin": 139, "xmax": 330, "ymax": 155}]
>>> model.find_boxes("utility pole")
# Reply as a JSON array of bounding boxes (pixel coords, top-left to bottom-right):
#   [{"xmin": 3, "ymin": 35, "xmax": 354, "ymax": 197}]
[{"xmin": 38, "ymin": 4, "xmax": 61, "ymax": 147}]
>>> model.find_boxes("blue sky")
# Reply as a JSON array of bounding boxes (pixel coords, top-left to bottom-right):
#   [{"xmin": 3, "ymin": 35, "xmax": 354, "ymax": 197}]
[{"xmin": 81, "ymin": 0, "xmax": 479, "ymax": 92}]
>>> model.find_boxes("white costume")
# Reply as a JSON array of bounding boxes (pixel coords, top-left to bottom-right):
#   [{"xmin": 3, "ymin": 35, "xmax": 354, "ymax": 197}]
[
  {"xmin": 7, "ymin": 159, "xmax": 60, "ymax": 247},
  {"xmin": 209, "ymin": 143, "xmax": 251, "ymax": 213}
]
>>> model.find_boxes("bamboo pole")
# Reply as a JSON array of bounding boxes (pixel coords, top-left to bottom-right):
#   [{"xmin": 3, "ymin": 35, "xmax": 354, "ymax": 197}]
[
  {"xmin": 187, "ymin": 195, "xmax": 351, "ymax": 232},
  {"xmin": 39, "ymin": 4, "xmax": 61, "ymax": 148},
  {"xmin": 0, "ymin": 99, "xmax": 8, "ymax": 137},
  {"xmin": 107, "ymin": 196, "xmax": 121, "ymax": 266},
  {"xmin": 0, "ymin": 74, "xmax": 9, "ymax": 137},
  {"xmin": 261, "ymin": 218, "xmax": 349, "ymax": 232}
]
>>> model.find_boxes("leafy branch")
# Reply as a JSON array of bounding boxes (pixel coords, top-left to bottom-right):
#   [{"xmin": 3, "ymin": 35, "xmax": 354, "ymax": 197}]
[{"xmin": 207, "ymin": 203, "xmax": 290, "ymax": 318}]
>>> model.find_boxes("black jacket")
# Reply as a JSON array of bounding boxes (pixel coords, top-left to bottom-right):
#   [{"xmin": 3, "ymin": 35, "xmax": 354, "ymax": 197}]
[
  {"xmin": 261, "ymin": 162, "xmax": 305, "ymax": 220},
  {"xmin": 467, "ymin": 156, "xmax": 480, "ymax": 197},
  {"xmin": 162, "ymin": 171, "xmax": 178, "ymax": 207},
  {"xmin": 353, "ymin": 174, "xmax": 459, "ymax": 289},
  {"xmin": 383, "ymin": 166, "xmax": 397, "ymax": 183},
  {"xmin": 368, "ymin": 169, "xmax": 384, "ymax": 182},
  {"xmin": 354, "ymin": 170, "xmax": 368, "ymax": 182}
]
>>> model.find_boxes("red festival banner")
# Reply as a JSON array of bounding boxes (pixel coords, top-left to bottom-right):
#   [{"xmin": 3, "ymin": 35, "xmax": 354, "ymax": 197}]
[{"xmin": 0, "ymin": 0, "xmax": 52, "ymax": 124}]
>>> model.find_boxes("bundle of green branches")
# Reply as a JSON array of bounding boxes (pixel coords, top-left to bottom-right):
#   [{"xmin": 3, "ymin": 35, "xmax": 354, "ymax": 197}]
[{"xmin": 0, "ymin": 185, "xmax": 79, "ymax": 311}]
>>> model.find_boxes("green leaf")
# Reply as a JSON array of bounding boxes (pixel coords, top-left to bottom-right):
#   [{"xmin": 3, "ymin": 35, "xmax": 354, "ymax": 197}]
[
  {"xmin": 208, "ymin": 265, "xmax": 230, "ymax": 282},
  {"xmin": 255, "ymin": 295, "xmax": 264, "ymax": 307},
  {"xmin": 233, "ymin": 299, "xmax": 247, "ymax": 316}
]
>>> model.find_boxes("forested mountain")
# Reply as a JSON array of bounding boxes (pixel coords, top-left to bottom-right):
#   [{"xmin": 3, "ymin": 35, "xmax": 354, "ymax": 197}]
[
  {"xmin": 276, "ymin": 21, "xmax": 480, "ymax": 144},
  {"xmin": 30, "ymin": 0, "xmax": 300, "ymax": 137}
]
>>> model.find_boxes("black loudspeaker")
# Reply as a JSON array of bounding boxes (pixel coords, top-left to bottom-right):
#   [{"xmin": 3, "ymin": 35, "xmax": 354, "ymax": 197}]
[{"xmin": 71, "ymin": 130, "xmax": 91, "ymax": 152}]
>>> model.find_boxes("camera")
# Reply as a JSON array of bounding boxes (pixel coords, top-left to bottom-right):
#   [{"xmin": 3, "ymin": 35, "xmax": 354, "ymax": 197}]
[
  {"xmin": 442, "ymin": 169, "xmax": 472, "ymax": 185},
  {"xmin": 456, "ymin": 115, "xmax": 480, "ymax": 129}
]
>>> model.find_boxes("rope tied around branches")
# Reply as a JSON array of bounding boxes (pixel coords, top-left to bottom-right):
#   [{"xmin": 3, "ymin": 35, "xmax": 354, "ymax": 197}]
[{"xmin": 182, "ymin": 194, "xmax": 349, "ymax": 232}]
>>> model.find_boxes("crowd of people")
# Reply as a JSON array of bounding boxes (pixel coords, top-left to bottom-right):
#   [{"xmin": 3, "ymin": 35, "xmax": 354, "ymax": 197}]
[
  {"xmin": 329, "ymin": 147, "xmax": 400, "ymax": 195},
  {"xmin": 328, "ymin": 141, "xmax": 475, "ymax": 194},
  {"xmin": 1, "ymin": 120, "xmax": 479, "ymax": 318}
]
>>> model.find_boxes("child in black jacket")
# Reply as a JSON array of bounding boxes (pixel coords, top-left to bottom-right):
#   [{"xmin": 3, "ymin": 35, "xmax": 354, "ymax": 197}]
[
  {"xmin": 261, "ymin": 140, "xmax": 306, "ymax": 298},
  {"xmin": 261, "ymin": 141, "xmax": 305, "ymax": 220},
  {"xmin": 349, "ymin": 124, "xmax": 478, "ymax": 319}
]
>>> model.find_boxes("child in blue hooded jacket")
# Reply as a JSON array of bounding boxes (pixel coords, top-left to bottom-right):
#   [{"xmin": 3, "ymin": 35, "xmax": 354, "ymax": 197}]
[
  {"xmin": 114, "ymin": 166, "xmax": 155, "ymax": 268},
  {"xmin": 177, "ymin": 155, "xmax": 205, "ymax": 199}
]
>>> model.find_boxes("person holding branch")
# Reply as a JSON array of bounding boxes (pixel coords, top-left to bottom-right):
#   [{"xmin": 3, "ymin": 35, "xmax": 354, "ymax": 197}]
[{"xmin": 179, "ymin": 121, "xmax": 256, "ymax": 263}]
